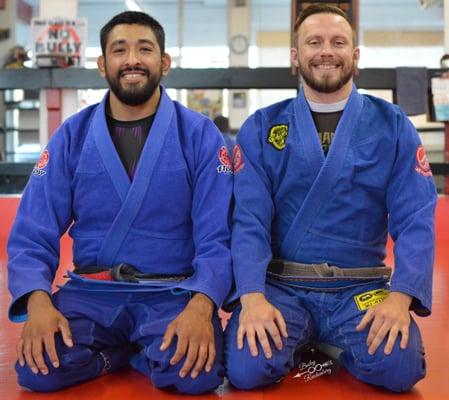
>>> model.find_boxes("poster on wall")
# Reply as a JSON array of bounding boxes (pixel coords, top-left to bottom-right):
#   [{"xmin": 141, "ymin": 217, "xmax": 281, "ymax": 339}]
[
  {"xmin": 187, "ymin": 89, "xmax": 223, "ymax": 119},
  {"xmin": 31, "ymin": 18, "xmax": 87, "ymax": 68}
]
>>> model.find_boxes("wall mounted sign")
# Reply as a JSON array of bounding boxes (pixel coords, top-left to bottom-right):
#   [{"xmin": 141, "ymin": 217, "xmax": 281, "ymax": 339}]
[{"xmin": 31, "ymin": 18, "xmax": 87, "ymax": 68}]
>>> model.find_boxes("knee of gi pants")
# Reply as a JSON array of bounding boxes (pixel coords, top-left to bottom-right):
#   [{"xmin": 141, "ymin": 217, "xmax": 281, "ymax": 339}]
[
  {"xmin": 151, "ymin": 362, "xmax": 225, "ymax": 394},
  {"xmin": 16, "ymin": 346, "xmax": 98, "ymax": 392},
  {"xmin": 342, "ymin": 319, "xmax": 426, "ymax": 392},
  {"xmin": 131, "ymin": 344, "xmax": 225, "ymax": 394},
  {"xmin": 225, "ymin": 346, "xmax": 290, "ymax": 390},
  {"xmin": 16, "ymin": 344, "xmax": 132, "ymax": 392},
  {"xmin": 224, "ymin": 312, "xmax": 291, "ymax": 390},
  {"xmin": 131, "ymin": 315, "xmax": 225, "ymax": 395}
]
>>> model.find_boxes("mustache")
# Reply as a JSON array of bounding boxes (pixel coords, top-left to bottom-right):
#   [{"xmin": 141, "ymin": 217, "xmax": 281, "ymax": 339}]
[{"xmin": 119, "ymin": 67, "xmax": 150, "ymax": 76}]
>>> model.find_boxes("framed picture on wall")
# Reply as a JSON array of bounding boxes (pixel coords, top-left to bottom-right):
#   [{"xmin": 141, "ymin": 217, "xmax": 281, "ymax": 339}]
[{"xmin": 232, "ymin": 92, "xmax": 247, "ymax": 109}]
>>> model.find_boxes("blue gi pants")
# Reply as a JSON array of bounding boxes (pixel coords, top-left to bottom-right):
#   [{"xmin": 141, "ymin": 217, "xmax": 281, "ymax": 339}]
[
  {"xmin": 225, "ymin": 280, "xmax": 425, "ymax": 392},
  {"xmin": 16, "ymin": 286, "xmax": 224, "ymax": 394}
]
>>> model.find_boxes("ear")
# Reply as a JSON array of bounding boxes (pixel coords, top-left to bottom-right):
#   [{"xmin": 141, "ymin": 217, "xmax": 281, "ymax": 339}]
[
  {"xmin": 161, "ymin": 52, "xmax": 171, "ymax": 77},
  {"xmin": 353, "ymin": 47, "xmax": 360, "ymax": 66},
  {"xmin": 290, "ymin": 47, "xmax": 299, "ymax": 68},
  {"xmin": 97, "ymin": 55, "xmax": 106, "ymax": 78}
]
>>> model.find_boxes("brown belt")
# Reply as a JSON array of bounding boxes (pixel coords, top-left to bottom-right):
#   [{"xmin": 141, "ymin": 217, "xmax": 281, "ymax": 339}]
[{"xmin": 267, "ymin": 259, "xmax": 392, "ymax": 279}]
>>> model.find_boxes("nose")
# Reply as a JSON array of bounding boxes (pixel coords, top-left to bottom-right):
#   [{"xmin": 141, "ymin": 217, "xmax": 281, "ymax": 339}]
[
  {"xmin": 125, "ymin": 47, "xmax": 141, "ymax": 66},
  {"xmin": 319, "ymin": 41, "xmax": 333, "ymax": 56}
]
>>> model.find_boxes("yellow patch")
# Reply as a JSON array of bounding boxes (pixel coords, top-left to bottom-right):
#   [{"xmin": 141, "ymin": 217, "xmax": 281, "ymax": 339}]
[
  {"xmin": 354, "ymin": 289, "xmax": 389, "ymax": 311},
  {"xmin": 267, "ymin": 124, "xmax": 288, "ymax": 150}
]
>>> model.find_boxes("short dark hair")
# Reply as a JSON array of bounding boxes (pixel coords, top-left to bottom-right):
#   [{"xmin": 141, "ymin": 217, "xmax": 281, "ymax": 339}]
[
  {"xmin": 100, "ymin": 11, "xmax": 165, "ymax": 55},
  {"xmin": 293, "ymin": 4, "xmax": 357, "ymax": 46}
]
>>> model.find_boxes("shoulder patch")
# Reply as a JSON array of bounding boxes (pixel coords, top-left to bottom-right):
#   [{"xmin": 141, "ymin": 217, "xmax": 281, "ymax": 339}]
[
  {"xmin": 217, "ymin": 146, "xmax": 232, "ymax": 174},
  {"xmin": 36, "ymin": 149, "xmax": 49, "ymax": 169},
  {"xmin": 415, "ymin": 145, "xmax": 432, "ymax": 177},
  {"xmin": 354, "ymin": 288, "xmax": 388, "ymax": 311},
  {"xmin": 232, "ymin": 144, "xmax": 245, "ymax": 174},
  {"xmin": 219, "ymin": 146, "xmax": 231, "ymax": 168},
  {"xmin": 267, "ymin": 124, "xmax": 288, "ymax": 150},
  {"xmin": 32, "ymin": 149, "xmax": 49, "ymax": 176}
]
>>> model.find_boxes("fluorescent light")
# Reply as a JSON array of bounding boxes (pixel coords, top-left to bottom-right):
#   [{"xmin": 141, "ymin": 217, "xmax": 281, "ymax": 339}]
[{"xmin": 126, "ymin": 0, "xmax": 142, "ymax": 11}]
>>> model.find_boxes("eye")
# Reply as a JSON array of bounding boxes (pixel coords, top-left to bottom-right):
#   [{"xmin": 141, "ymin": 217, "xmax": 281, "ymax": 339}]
[
  {"xmin": 112, "ymin": 48, "xmax": 125, "ymax": 54},
  {"xmin": 140, "ymin": 47, "xmax": 153, "ymax": 53},
  {"xmin": 334, "ymin": 39, "xmax": 346, "ymax": 47},
  {"xmin": 308, "ymin": 40, "xmax": 320, "ymax": 47}
]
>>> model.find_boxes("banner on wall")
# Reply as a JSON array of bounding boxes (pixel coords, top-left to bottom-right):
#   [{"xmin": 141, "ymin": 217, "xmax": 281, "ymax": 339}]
[{"xmin": 31, "ymin": 18, "xmax": 87, "ymax": 68}]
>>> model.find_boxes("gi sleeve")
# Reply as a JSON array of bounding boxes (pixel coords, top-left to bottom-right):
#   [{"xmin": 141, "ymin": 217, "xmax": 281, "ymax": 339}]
[
  {"xmin": 188, "ymin": 118, "xmax": 233, "ymax": 307},
  {"xmin": 386, "ymin": 110, "xmax": 437, "ymax": 316},
  {"xmin": 7, "ymin": 124, "xmax": 74, "ymax": 322},
  {"xmin": 231, "ymin": 112, "xmax": 275, "ymax": 297}
]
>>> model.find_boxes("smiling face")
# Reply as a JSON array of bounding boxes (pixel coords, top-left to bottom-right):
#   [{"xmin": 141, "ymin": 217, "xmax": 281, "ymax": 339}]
[
  {"xmin": 97, "ymin": 23, "xmax": 170, "ymax": 107},
  {"xmin": 291, "ymin": 12, "xmax": 359, "ymax": 100}
]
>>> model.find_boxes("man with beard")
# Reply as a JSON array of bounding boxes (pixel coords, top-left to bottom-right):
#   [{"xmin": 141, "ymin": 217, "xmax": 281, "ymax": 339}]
[
  {"xmin": 224, "ymin": 4, "xmax": 436, "ymax": 392},
  {"xmin": 7, "ymin": 11, "xmax": 232, "ymax": 394}
]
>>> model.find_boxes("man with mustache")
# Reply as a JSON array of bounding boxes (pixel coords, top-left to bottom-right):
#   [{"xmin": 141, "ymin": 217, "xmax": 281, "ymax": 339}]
[
  {"xmin": 7, "ymin": 11, "xmax": 232, "ymax": 394},
  {"xmin": 225, "ymin": 4, "xmax": 436, "ymax": 392}
]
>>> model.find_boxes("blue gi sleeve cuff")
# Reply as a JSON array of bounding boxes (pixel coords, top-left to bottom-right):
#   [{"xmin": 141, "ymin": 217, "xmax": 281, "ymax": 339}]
[{"xmin": 237, "ymin": 284, "xmax": 266, "ymax": 298}]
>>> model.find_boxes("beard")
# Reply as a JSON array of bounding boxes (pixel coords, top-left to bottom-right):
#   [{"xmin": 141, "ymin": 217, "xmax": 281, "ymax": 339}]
[
  {"xmin": 298, "ymin": 57, "xmax": 356, "ymax": 94},
  {"xmin": 105, "ymin": 65, "xmax": 162, "ymax": 106}
]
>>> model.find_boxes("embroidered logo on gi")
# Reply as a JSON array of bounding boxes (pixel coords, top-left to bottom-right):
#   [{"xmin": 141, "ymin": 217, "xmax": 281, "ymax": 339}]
[
  {"xmin": 267, "ymin": 124, "xmax": 289, "ymax": 150},
  {"xmin": 354, "ymin": 288, "xmax": 389, "ymax": 311},
  {"xmin": 232, "ymin": 144, "xmax": 245, "ymax": 174},
  {"xmin": 217, "ymin": 146, "xmax": 233, "ymax": 174},
  {"xmin": 415, "ymin": 145, "xmax": 432, "ymax": 177},
  {"xmin": 32, "ymin": 149, "xmax": 49, "ymax": 176},
  {"xmin": 219, "ymin": 146, "xmax": 231, "ymax": 168}
]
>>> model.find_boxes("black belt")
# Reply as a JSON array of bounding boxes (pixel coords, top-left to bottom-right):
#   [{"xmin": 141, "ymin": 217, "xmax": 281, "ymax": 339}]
[
  {"xmin": 268, "ymin": 259, "xmax": 392, "ymax": 279},
  {"xmin": 73, "ymin": 263, "xmax": 191, "ymax": 283}
]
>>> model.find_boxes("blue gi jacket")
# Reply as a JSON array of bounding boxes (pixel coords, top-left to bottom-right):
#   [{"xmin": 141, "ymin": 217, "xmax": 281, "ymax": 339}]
[
  {"xmin": 8, "ymin": 87, "xmax": 233, "ymax": 321},
  {"xmin": 232, "ymin": 85, "xmax": 437, "ymax": 315}
]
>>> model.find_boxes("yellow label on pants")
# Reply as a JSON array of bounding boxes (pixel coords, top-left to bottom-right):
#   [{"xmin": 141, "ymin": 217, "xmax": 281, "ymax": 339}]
[{"xmin": 354, "ymin": 289, "xmax": 389, "ymax": 311}]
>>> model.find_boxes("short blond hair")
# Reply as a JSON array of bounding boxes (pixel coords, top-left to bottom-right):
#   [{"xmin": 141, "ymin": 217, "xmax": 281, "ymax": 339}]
[{"xmin": 293, "ymin": 4, "xmax": 357, "ymax": 46}]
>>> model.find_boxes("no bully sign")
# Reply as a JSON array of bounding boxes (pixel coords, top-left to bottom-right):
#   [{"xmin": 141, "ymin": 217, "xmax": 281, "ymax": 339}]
[{"xmin": 31, "ymin": 18, "xmax": 87, "ymax": 67}]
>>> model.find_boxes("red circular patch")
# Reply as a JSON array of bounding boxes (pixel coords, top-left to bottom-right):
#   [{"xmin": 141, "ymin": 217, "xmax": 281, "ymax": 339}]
[
  {"xmin": 416, "ymin": 145, "xmax": 430, "ymax": 173},
  {"xmin": 232, "ymin": 144, "xmax": 245, "ymax": 174},
  {"xmin": 219, "ymin": 146, "xmax": 231, "ymax": 168},
  {"xmin": 36, "ymin": 149, "xmax": 49, "ymax": 169}
]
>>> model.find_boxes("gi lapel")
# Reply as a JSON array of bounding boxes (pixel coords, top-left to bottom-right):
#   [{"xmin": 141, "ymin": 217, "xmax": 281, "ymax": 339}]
[
  {"xmin": 96, "ymin": 87, "xmax": 175, "ymax": 266},
  {"xmin": 294, "ymin": 89, "xmax": 325, "ymax": 180},
  {"xmin": 280, "ymin": 85, "xmax": 363, "ymax": 260},
  {"xmin": 93, "ymin": 94, "xmax": 130, "ymax": 203}
]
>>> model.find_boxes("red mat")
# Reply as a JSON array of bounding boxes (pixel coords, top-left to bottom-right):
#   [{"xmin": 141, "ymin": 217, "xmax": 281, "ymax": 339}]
[{"xmin": 1, "ymin": 196, "xmax": 448, "ymax": 400}]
